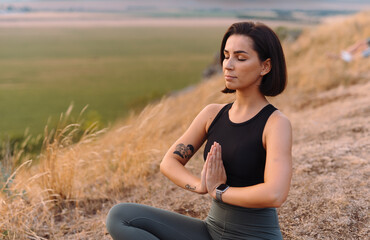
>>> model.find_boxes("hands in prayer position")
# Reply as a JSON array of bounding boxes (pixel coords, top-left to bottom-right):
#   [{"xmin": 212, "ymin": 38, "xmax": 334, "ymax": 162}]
[{"xmin": 199, "ymin": 142, "xmax": 227, "ymax": 198}]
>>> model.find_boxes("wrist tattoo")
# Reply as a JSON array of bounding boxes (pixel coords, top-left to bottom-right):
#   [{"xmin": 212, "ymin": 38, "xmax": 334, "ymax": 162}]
[
  {"xmin": 173, "ymin": 143, "xmax": 194, "ymax": 160},
  {"xmin": 185, "ymin": 184, "xmax": 196, "ymax": 191}
]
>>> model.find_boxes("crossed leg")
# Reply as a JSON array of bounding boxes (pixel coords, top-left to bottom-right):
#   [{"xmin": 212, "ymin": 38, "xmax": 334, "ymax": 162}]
[{"xmin": 106, "ymin": 203, "xmax": 212, "ymax": 240}]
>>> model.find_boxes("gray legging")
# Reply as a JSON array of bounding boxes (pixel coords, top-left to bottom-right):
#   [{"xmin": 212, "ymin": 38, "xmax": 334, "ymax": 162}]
[
  {"xmin": 106, "ymin": 200, "xmax": 283, "ymax": 240},
  {"xmin": 106, "ymin": 203, "xmax": 211, "ymax": 240}
]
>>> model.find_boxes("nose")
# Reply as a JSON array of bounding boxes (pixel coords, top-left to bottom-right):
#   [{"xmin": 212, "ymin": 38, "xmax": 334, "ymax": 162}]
[{"xmin": 224, "ymin": 58, "xmax": 234, "ymax": 70}]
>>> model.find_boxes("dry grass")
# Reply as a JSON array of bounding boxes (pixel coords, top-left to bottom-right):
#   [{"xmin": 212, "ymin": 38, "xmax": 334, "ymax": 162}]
[
  {"xmin": 1, "ymin": 12, "xmax": 369, "ymax": 239},
  {"xmin": 285, "ymin": 11, "xmax": 370, "ymax": 93}
]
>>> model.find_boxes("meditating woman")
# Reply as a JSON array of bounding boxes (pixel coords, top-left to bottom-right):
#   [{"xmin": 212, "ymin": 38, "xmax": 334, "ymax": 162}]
[{"xmin": 106, "ymin": 21, "xmax": 292, "ymax": 240}]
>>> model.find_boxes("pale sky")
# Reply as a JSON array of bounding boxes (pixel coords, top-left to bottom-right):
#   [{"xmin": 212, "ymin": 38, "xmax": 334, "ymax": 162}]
[{"xmin": 1, "ymin": 0, "xmax": 369, "ymax": 11}]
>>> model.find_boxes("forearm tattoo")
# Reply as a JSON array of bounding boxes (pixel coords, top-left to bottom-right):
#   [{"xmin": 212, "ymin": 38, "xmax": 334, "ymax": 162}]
[
  {"xmin": 185, "ymin": 184, "xmax": 196, "ymax": 191},
  {"xmin": 173, "ymin": 143, "xmax": 194, "ymax": 160}
]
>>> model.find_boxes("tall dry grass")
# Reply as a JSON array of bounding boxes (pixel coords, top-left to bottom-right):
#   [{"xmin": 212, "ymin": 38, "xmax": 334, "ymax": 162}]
[
  {"xmin": 285, "ymin": 11, "xmax": 370, "ymax": 92},
  {"xmin": 1, "ymin": 12, "xmax": 369, "ymax": 239}
]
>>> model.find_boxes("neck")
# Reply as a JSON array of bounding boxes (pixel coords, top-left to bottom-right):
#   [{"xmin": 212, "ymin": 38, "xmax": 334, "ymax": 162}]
[{"xmin": 234, "ymin": 87, "xmax": 268, "ymax": 110}]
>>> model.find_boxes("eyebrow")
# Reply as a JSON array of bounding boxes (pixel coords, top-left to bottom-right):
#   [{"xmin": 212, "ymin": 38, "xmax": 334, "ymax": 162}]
[{"xmin": 224, "ymin": 49, "xmax": 249, "ymax": 55}]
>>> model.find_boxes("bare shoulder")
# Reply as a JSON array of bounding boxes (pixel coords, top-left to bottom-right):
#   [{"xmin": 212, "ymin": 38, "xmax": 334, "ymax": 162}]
[
  {"xmin": 268, "ymin": 110, "xmax": 291, "ymax": 128},
  {"xmin": 202, "ymin": 103, "xmax": 227, "ymax": 115},
  {"xmin": 265, "ymin": 110, "xmax": 292, "ymax": 140}
]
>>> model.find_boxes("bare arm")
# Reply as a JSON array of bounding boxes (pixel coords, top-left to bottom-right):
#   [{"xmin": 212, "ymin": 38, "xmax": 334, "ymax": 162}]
[
  {"xmin": 208, "ymin": 111, "xmax": 293, "ymax": 208},
  {"xmin": 160, "ymin": 104, "xmax": 224, "ymax": 194}
]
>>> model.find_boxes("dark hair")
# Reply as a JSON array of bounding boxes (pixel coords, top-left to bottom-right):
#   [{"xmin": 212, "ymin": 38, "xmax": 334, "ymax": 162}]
[{"xmin": 220, "ymin": 21, "xmax": 287, "ymax": 96}]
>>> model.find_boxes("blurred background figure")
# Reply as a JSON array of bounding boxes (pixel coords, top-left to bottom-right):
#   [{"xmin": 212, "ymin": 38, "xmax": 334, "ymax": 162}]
[{"xmin": 329, "ymin": 38, "xmax": 370, "ymax": 62}]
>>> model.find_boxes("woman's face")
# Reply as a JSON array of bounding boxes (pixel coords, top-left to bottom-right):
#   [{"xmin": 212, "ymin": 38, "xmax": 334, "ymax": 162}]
[{"xmin": 223, "ymin": 34, "xmax": 268, "ymax": 93}]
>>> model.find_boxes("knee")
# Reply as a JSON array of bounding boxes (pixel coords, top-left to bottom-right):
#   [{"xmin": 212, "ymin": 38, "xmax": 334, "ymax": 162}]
[{"xmin": 106, "ymin": 203, "xmax": 133, "ymax": 231}]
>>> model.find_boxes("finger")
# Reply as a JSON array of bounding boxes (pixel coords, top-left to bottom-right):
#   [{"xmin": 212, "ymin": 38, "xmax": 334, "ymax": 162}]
[
  {"xmin": 202, "ymin": 159, "xmax": 208, "ymax": 171},
  {"xmin": 213, "ymin": 145, "xmax": 220, "ymax": 166},
  {"xmin": 209, "ymin": 153, "xmax": 214, "ymax": 163},
  {"xmin": 211, "ymin": 143, "xmax": 216, "ymax": 154},
  {"xmin": 213, "ymin": 146, "xmax": 218, "ymax": 163},
  {"xmin": 201, "ymin": 164, "xmax": 207, "ymax": 182},
  {"xmin": 212, "ymin": 155, "xmax": 219, "ymax": 174},
  {"xmin": 206, "ymin": 150, "xmax": 211, "ymax": 162},
  {"xmin": 206, "ymin": 162, "xmax": 211, "ymax": 181},
  {"xmin": 212, "ymin": 144, "xmax": 218, "ymax": 155},
  {"xmin": 215, "ymin": 150, "xmax": 223, "ymax": 173},
  {"xmin": 215, "ymin": 153, "xmax": 222, "ymax": 172},
  {"xmin": 208, "ymin": 155, "xmax": 215, "ymax": 173},
  {"xmin": 206, "ymin": 145, "xmax": 214, "ymax": 160},
  {"xmin": 204, "ymin": 158, "xmax": 211, "ymax": 176},
  {"xmin": 216, "ymin": 144, "xmax": 221, "ymax": 161}
]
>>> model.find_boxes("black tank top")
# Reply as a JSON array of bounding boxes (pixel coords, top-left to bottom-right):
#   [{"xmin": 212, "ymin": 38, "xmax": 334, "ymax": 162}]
[{"xmin": 204, "ymin": 103, "xmax": 277, "ymax": 187}]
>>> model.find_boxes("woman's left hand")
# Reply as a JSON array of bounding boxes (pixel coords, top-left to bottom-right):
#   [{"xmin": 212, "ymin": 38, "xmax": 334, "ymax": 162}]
[{"xmin": 206, "ymin": 142, "xmax": 227, "ymax": 198}]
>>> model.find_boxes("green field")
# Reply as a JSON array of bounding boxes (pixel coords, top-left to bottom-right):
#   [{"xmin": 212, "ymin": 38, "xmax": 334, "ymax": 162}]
[{"xmin": 0, "ymin": 26, "xmax": 225, "ymax": 139}]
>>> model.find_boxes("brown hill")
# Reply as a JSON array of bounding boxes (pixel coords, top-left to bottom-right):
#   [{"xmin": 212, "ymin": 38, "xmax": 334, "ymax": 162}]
[{"xmin": 0, "ymin": 11, "xmax": 369, "ymax": 239}]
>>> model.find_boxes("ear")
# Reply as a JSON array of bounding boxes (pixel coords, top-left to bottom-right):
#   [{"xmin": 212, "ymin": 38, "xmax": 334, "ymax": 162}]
[{"xmin": 260, "ymin": 58, "xmax": 271, "ymax": 76}]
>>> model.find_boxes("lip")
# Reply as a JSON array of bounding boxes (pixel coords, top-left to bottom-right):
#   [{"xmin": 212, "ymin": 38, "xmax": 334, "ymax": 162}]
[{"xmin": 225, "ymin": 75, "xmax": 237, "ymax": 81}]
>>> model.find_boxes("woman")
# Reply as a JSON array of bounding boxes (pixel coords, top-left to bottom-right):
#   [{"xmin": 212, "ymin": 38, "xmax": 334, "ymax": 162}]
[
  {"xmin": 106, "ymin": 21, "xmax": 292, "ymax": 240},
  {"xmin": 340, "ymin": 38, "xmax": 370, "ymax": 62}
]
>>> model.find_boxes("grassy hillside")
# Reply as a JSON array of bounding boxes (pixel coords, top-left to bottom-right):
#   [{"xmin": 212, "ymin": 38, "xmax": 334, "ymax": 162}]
[
  {"xmin": 1, "ymin": 12, "xmax": 369, "ymax": 239},
  {"xmin": 0, "ymin": 26, "xmax": 225, "ymax": 138}
]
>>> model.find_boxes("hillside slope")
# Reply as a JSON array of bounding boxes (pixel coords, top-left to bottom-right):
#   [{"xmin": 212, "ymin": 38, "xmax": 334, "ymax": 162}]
[{"xmin": 1, "ymin": 12, "xmax": 369, "ymax": 239}]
